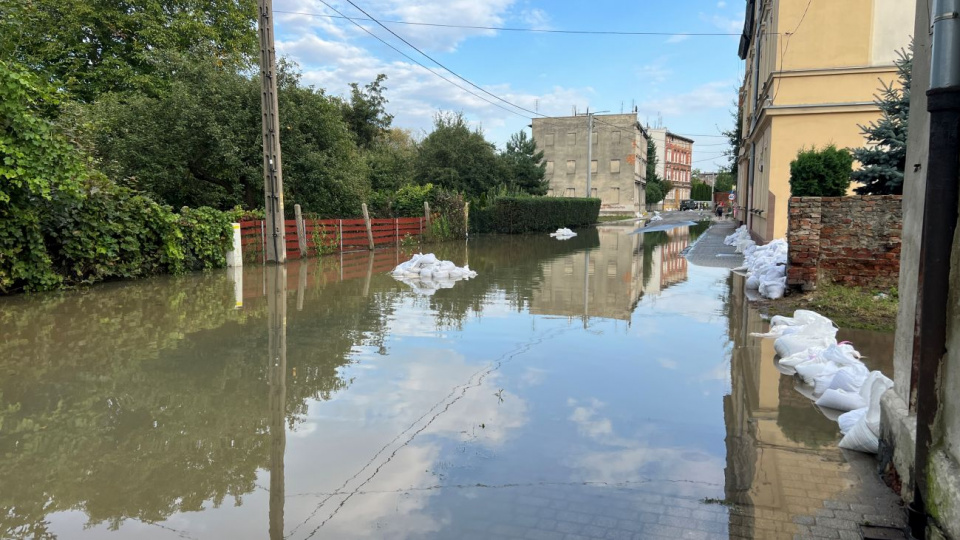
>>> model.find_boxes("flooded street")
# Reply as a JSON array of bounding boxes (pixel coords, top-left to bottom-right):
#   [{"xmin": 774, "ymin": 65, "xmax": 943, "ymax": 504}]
[{"xmin": 1, "ymin": 224, "xmax": 895, "ymax": 540}]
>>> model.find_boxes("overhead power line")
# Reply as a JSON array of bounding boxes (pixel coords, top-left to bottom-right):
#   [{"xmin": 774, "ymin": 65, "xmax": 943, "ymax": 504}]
[
  {"xmin": 274, "ymin": 9, "xmax": 741, "ymax": 37},
  {"xmin": 314, "ymin": 0, "xmax": 529, "ymax": 119},
  {"xmin": 340, "ymin": 0, "xmax": 543, "ymax": 119}
]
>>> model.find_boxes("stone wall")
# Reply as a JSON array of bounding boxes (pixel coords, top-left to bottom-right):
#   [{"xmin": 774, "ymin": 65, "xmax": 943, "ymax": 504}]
[{"xmin": 786, "ymin": 195, "xmax": 902, "ymax": 291}]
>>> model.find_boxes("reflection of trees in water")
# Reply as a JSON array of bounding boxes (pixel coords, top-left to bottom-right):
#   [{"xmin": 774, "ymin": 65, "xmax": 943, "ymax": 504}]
[
  {"xmin": 0, "ymin": 268, "xmax": 393, "ymax": 538},
  {"xmin": 423, "ymin": 230, "xmax": 601, "ymax": 330}
]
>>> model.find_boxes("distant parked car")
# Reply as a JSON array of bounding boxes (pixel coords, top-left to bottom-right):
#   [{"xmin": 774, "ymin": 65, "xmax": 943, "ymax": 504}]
[{"xmin": 679, "ymin": 199, "xmax": 698, "ymax": 211}]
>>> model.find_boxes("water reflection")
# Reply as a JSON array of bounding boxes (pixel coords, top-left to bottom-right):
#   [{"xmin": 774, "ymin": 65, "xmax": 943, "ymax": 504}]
[{"xmin": 0, "ymin": 222, "xmax": 890, "ymax": 540}]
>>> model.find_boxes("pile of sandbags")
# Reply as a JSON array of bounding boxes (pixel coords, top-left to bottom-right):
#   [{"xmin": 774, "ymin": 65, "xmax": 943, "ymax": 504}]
[
  {"xmin": 649, "ymin": 211, "xmax": 663, "ymax": 222},
  {"xmin": 550, "ymin": 228, "xmax": 577, "ymax": 240},
  {"xmin": 391, "ymin": 253, "xmax": 477, "ymax": 295},
  {"xmin": 752, "ymin": 309, "xmax": 894, "ymax": 454},
  {"xmin": 727, "ymin": 226, "xmax": 788, "ymax": 299}
]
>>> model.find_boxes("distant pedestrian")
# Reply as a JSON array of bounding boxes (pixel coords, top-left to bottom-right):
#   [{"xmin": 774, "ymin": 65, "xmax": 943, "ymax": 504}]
[{"xmin": 716, "ymin": 203, "xmax": 723, "ymax": 218}]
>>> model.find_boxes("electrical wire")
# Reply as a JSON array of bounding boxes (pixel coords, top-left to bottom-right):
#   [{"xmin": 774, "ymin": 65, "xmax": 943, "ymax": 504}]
[
  {"xmin": 341, "ymin": 0, "xmax": 543, "ymax": 119},
  {"xmin": 313, "ymin": 0, "xmax": 530, "ymax": 120},
  {"xmin": 274, "ymin": 9, "xmax": 742, "ymax": 37},
  {"xmin": 769, "ymin": 0, "xmax": 813, "ymax": 104}
]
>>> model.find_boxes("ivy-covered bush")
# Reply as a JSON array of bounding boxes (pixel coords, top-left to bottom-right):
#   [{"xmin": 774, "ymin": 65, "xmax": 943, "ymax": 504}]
[
  {"xmin": 0, "ymin": 61, "xmax": 233, "ymax": 294},
  {"xmin": 470, "ymin": 197, "xmax": 601, "ymax": 234}
]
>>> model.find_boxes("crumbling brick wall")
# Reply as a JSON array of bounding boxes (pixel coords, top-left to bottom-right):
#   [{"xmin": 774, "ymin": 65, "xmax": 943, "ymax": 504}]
[{"xmin": 787, "ymin": 195, "xmax": 902, "ymax": 291}]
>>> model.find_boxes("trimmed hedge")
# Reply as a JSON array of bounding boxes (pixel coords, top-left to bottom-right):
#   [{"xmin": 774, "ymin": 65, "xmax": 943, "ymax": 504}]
[{"xmin": 470, "ymin": 197, "xmax": 601, "ymax": 234}]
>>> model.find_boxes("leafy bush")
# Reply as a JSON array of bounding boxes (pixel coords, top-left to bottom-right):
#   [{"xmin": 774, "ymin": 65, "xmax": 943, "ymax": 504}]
[
  {"xmin": 0, "ymin": 60, "xmax": 234, "ymax": 294},
  {"xmin": 691, "ymin": 181, "xmax": 713, "ymax": 201},
  {"xmin": 470, "ymin": 197, "xmax": 601, "ymax": 234},
  {"xmin": 789, "ymin": 145, "xmax": 853, "ymax": 197}
]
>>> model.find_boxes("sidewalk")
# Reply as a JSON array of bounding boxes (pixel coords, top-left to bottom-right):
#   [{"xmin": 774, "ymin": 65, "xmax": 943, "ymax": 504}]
[{"xmin": 685, "ymin": 220, "xmax": 745, "ymax": 269}]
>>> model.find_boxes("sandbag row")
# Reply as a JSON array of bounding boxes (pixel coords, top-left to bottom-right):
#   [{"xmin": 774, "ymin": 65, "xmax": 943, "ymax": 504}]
[
  {"xmin": 391, "ymin": 253, "xmax": 477, "ymax": 295},
  {"xmin": 752, "ymin": 309, "xmax": 894, "ymax": 454},
  {"xmin": 550, "ymin": 228, "xmax": 577, "ymax": 240},
  {"xmin": 727, "ymin": 226, "xmax": 788, "ymax": 299}
]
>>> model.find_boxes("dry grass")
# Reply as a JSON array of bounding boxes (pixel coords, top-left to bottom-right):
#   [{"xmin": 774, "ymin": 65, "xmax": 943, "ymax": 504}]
[{"xmin": 759, "ymin": 282, "xmax": 899, "ymax": 332}]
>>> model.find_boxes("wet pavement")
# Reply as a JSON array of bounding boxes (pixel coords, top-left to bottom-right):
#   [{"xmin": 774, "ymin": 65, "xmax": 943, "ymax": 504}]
[{"xmin": 0, "ymin": 222, "xmax": 904, "ymax": 539}]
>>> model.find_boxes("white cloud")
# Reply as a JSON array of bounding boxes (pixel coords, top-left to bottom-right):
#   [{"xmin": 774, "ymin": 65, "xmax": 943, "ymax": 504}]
[
  {"xmin": 700, "ymin": 11, "xmax": 743, "ymax": 34},
  {"xmin": 717, "ymin": 1, "xmax": 727, "ymax": 8},
  {"xmin": 665, "ymin": 34, "xmax": 690, "ymax": 44},
  {"xmin": 636, "ymin": 80, "xmax": 737, "ymax": 119},
  {"xmin": 518, "ymin": 8, "xmax": 552, "ymax": 30}
]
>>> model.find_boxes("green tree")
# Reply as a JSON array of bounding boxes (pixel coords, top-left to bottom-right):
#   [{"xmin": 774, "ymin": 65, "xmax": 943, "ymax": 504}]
[
  {"xmin": 80, "ymin": 57, "xmax": 369, "ymax": 216},
  {"xmin": 851, "ymin": 47, "xmax": 911, "ymax": 195},
  {"xmin": 646, "ymin": 138, "xmax": 659, "ymax": 182},
  {"xmin": 789, "ymin": 145, "xmax": 853, "ymax": 197},
  {"xmin": 691, "ymin": 181, "xmax": 712, "ymax": 201},
  {"xmin": 645, "ymin": 182, "xmax": 664, "ymax": 205},
  {"xmin": 499, "ymin": 130, "xmax": 548, "ymax": 195},
  {"xmin": 722, "ymin": 106, "xmax": 743, "ymax": 180},
  {"xmin": 415, "ymin": 112, "xmax": 500, "ymax": 198},
  {"xmin": 0, "ymin": 0, "xmax": 258, "ymax": 103},
  {"xmin": 343, "ymin": 74, "xmax": 394, "ymax": 149},
  {"xmin": 714, "ymin": 169, "xmax": 735, "ymax": 193},
  {"xmin": 366, "ymin": 128, "xmax": 417, "ymax": 193}
]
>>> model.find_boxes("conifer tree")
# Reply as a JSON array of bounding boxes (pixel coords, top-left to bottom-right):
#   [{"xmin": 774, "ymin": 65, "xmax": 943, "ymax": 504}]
[{"xmin": 851, "ymin": 47, "xmax": 911, "ymax": 195}]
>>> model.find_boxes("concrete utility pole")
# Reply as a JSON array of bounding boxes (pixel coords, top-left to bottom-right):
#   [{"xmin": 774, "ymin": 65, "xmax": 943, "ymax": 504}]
[
  {"xmin": 586, "ymin": 112, "xmax": 594, "ymax": 198},
  {"xmin": 258, "ymin": 0, "xmax": 286, "ymax": 263}
]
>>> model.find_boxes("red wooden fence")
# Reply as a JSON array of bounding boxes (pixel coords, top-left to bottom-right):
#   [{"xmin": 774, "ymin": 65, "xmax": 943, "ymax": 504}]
[{"xmin": 240, "ymin": 217, "xmax": 425, "ymax": 262}]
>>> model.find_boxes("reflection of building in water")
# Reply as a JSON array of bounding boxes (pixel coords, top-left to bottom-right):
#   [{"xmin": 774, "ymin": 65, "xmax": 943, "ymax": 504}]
[
  {"xmin": 639, "ymin": 226, "xmax": 690, "ymax": 297},
  {"xmin": 723, "ymin": 274, "xmax": 860, "ymax": 538},
  {"xmin": 530, "ymin": 227, "xmax": 644, "ymax": 321},
  {"xmin": 659, "ymin": 227, "xmax": 689, "ymax": 290}
]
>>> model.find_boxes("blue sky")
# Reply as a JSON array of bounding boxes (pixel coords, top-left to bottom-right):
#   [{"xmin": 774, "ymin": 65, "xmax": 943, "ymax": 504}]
[{"xmin": 273, "ymin": 0, "xmax": 745, "ymax": 171}]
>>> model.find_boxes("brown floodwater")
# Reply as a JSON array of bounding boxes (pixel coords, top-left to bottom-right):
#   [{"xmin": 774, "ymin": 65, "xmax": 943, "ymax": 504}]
[{"xmin": 0, "ymin": 223, "xmax": 895, "ymax": 539}]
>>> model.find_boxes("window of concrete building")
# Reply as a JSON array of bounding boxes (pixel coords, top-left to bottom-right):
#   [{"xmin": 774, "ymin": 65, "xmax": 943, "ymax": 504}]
[
  {"xmin": 609, "ymin": 187, "xmax": 620, "ymax": 204},
  {"xmin": 590, "ymin": 160, "xmax": 598, "ymax": 174},
  {"xmin": 612, "ymin": 131, "xmax": 621, "ymax": 144},
  {"xmin": 545, "ymin": 133, "xmax": 555, "ymax": 146},
  {"xmin": 567, "ymin": 132, "xmax": 576, "ymax": 145},
  {"xmin": 610, "ymin": 159, "xmax": 620, "ymax": 174},
  {"xmin": 546, "ymin": 161, "xmax": 554, "ymax": 174},
  {"xmin": 607, "ymin": 262, "xmax": 618, "ymax": 277},
  {"xmin": 590, "ymin": 187, "xmax": 598, "ymax": 198},
  {"xmin": 565, "ymin": 187, "xmax": 575, "ymax": 197},
  {"xmin": 566, "ymin": 160, "xmax": 576, "ymax": 174},
  {"xmin": 592, "ymin": 131, "xmax": 598, "ymax": 144}
]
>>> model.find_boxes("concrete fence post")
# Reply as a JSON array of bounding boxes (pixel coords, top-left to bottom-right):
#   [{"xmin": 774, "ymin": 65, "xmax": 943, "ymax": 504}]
[
  {"xmin": 226, "ymin": 223, "xmax": 243, "ymax": 267},
  {"xmin": 362, "ymin": 203, "xmax": 375, "ymax": 250},
  {"xmin": 294, "ymin": 204, "xmax": 307, "ymax": 259},
  {"xmin": 464, "ymin": 202, "xmax": 470, "ymax": 239},
  {"xmin": 424, "ymin": 201, "xmax": 431, "ymax": 229}
]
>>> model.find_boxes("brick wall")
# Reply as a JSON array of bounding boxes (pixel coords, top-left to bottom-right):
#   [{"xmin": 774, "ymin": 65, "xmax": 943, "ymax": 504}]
[{"xmin": 787, "ymin": 195, "xmax": 902, "ymax": 291}]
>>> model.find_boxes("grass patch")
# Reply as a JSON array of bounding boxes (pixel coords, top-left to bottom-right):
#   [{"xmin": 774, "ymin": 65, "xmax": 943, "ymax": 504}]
[
  {"xmin": 596, "ymin": 215, "xmax": 636, "ymax": 223},
  {"xmin": 761, "ymin": 282, "xmax": 899, "ymax": 332}
]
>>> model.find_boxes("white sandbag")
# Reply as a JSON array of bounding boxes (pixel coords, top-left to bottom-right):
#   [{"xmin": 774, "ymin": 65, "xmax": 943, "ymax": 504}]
[
  {"xmin": 838, "ymin": 372, "xmax": 894, "ymax": 453},
  {"xmin": 828, "ymin": 364, "xmax": 870, "ymax": 393},
  {"xmin": 775, "ymin": 333, "xmax": 837, "ymax": 359},
  {"xmin": 838, "ymin": 408, "xmax": 867, "ymax": 434},
  {"xmin": 392, "ymin": 253, "xmax": 477, "ymax": 294},
  {"xmin": 816, "ymin": 389, "xmax": 868, "ymax": 412},
  {"xmin": 745, "ymin": 274, "xmax": 760, "ymax": 289},
  {"xmin": 550, "ymin": 228, "xmax": 577, "ymax": 240},
  {"xmin": 796, "ymin": 360, "xmax": 838, "ymax": 386}
]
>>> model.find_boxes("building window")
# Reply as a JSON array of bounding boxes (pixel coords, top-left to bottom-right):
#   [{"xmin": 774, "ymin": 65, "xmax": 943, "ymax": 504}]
[
  {"xmin": 545, "ymin": 133, "xmax": 555, "ymax": 146},
  {"xmin": 610, "ymin": 187, "xmax": 620, "ymax": 203},
  {"xmin": 612, "ymin": 131, "xmax": 621, "ymax": 144},
  {"xmin": 590, "ymin": 160, "xmax": 598, "ymax": 174},
  {"xmin": 592, "ymin": 131, "xmax": 598, "ymax": 144},
  {"xmin": 590, "ymin": 187, "xmax": 598, "ymax": 198},
  {"xmin": 566, "ymin": 160, "xmax": 576, "ymax": 174},
  {"xmin": 546, "ymin": 161, "xmax": 554, "ymax": 174},
  {"xmin": 610, "ymin": 159, "xmax": 620, "ymax": 174},
  {"xmin": 567, "ymin": 132, "xmax": 577, "ymax": 145},
  {"xmin": 565, "ymin": 188, "xmax": 576, "ymax": 197}
]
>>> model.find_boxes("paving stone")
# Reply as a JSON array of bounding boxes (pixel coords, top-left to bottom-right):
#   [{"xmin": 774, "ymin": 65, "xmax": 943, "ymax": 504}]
[{"xmin": 815, "ymin": 517, "xmax": 859, "ymax": 531}]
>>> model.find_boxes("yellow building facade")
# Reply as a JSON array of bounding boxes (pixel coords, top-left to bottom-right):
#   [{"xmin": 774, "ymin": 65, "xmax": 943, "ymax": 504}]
[{"xmin": 736, "ymin": 0, "xmax": 915, "ymax": 241}]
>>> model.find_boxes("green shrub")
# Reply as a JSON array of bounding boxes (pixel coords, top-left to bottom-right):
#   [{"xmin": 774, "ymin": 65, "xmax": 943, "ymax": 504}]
[
  {"xmin": 789, "ymin": 145, "xmax": 853, "ymax": 197},
  {"xmin": 470, "ymin": 197, "xmax": 601, "ymax": 234}
]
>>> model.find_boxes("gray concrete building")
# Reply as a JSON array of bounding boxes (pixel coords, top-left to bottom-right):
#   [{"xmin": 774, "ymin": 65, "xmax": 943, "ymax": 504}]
[{"xmin": 532, "ymin": 113, "xmax": 649, "ymax": 215}]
